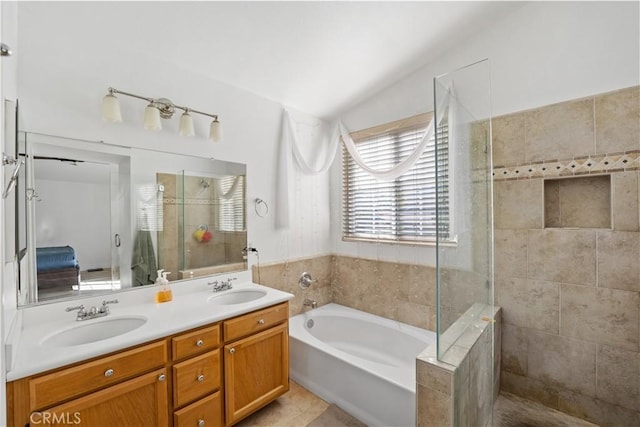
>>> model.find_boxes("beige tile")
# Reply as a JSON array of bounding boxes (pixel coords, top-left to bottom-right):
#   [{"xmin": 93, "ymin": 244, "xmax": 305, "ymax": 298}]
[
  {"xmin": 492, "ymin": 112, "xmax": 526, "ymax": 167},
  {"xmin": 416, "ymin": 385, "xmax": 452, "ymax": 427},
  {"xmin": 527, "ymin": 329, "xmax": 596, "ymax": 397},
  {"xmin": 595, "ymin": 86, "xmax": 640, "ymax": 154},
  {"xmin": 500, "ymin": 371, "xmax": 560, "ymax": 410},
  {"xmin": 417, "ymin": 362, "xmax": 453, "ymax": 396},
  {"xmin": 494, "ymin": 392, "xmax": 599, "ymax": 427},
  {"xmin": 408, "ymin": 264, "xmax": 437, "ymax": 306},
  {"xmin": 597, "ymin": 230, "xmax": 640, "ymax": 292},
  {"xmin": 613, "ymin": 171, "xmax": 640, "ymax": 231},
  {"xmin": 494, "ymin": 229, "xmax": 528, "ymax": 280},
  {"xmin": 494, "ymin": 179, "xmax": 544, "ymax": 229},
  {"xmin": 560, "ymin": 284, "xmax": 639, "ymax": 351},
  {"xmin": 396, "ymin": 300, "xmax": 434, "ymax": 330},
  {"xmin": 525, "ymin": 98, "xmax": 595, "ymax": 163},
  {"xmin": 527, "ymin": 229, "xmax": 596, "ymax": 286},
  {"xmin": 558, "ymin": 388, "xmax": 640, "ymax": 427},
  {"xmin": 596, "ymin": 344, "xmax": 640, "ymax": 411},
  {"xmin": 556, "ymin": 175, "xmax": 611, "ymax": 229},
  {"xmin": 496, "ymin": 277, "xmax": 559, "ymax": 333},
  {"xmin": 544, "ymin": 180, "xmax": 561, "ymax": 227},
  {"xmin": 501, "ymin": 324, "xmax": 528, "ymax": 376}
]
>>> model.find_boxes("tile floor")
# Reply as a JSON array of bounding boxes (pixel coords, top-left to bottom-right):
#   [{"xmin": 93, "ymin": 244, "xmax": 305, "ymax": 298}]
[
  {"xmin": 238, "ymin": 382, "xmax": 600, "ymax": 427},
  {"xmin": 234, "ymin": 381, "xmax": 329, "ymax": 427}
]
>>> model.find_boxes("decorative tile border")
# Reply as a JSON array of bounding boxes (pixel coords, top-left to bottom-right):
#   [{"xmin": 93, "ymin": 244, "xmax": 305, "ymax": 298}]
[{"xmin": 493, "ymin": 151, "xmax": 640, "ymax": 181}]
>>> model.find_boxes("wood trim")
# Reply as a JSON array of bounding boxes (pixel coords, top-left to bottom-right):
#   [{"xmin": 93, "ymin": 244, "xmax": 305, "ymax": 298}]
[{"xmin": 349, "ymin": 112, "xmax": 433, "ymax": 142}]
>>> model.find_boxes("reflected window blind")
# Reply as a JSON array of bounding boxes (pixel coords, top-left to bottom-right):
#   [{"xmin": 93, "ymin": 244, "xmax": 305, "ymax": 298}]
[
  {"xmin": 218, "ymin": 175, "xmax": 246, "ymax": 232},
  {"xmin": 342, "ymin": 119, "xmax": 449, "ymax": 243}
]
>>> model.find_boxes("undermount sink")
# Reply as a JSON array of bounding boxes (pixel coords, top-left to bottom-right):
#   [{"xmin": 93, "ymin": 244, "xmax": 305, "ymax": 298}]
[
  {"xmin": 41, "ymin": 316, "xmax": 148, "ymax": 347},
  {"xmin": 208, "ymin": 289, "xmax": 267, "ymax": 305}
]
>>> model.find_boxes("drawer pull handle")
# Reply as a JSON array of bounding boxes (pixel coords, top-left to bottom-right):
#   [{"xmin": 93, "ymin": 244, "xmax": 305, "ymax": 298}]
[
  {"xmin": 198, "ymin": 419, "xmax": 205, "ymax": 427},
  {"xmin": 197, "ymin": 374, "xmax": 205, "ymax": 382},
  {"xmin": 158, "ymin": 374, "xmax": 166, "ymax": 382},
  {"xmin": 258, "ymin": 319, "xmax": 265, "ymax": 324},
  {"xmin": 196, "ymin": 339, "xmax": 204, "ymax": 347},
  {"xmin": 104, "ymin": 368, "xmax": 114, "ymax": 377},
  {"xmin": 229, "ymin": 348, "xmax": 235, "ymax": 354}
]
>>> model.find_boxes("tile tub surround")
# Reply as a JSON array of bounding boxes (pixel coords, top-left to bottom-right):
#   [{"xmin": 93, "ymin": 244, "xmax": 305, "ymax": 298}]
[
  {"xmin": 253, "ymin": 255, "xmax": 437, "ymax": 330},
  {"xmin": 494, "ymin": 86, "xmax": 640, "ymax": 425}
]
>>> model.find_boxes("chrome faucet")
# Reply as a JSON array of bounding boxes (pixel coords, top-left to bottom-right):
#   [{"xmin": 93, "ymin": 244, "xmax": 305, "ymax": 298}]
[
  {"xmin": 66, "ymin": 300, "xmax": 118, "ymax": 321},
  {"xmin": 208, "ymin": 277, "xmax": 237, "ymax": 292},
  {"xmin": 303, "ymin": 298, "xmax": 317, "ymax": 309}
]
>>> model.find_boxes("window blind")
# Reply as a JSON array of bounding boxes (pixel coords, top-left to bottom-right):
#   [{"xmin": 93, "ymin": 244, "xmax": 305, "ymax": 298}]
[
  {"xmin": 342, "ymin": 117, "xmax": 449, "ymax": 243},
  {"xmin": 218, "ymin": 175, "xmax": 246, "ymax": 232}
]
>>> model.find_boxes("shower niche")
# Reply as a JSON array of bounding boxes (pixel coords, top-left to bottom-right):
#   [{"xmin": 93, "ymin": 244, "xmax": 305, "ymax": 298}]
[{"xmin": 544, "ymin": 175, "xmax": 611, "ymax": 229}]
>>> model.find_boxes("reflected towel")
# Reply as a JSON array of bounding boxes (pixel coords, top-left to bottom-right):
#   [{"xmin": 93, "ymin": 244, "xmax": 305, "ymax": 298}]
[{"xmin": 131, "ymin": 229, "xmax": 157, "ymax": 286}]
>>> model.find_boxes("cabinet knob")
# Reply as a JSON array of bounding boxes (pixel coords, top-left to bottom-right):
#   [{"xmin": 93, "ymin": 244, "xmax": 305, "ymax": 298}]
[
  {"xmin": 197, "ymin": 374, "xmax": 205, "ymax": 382},
  {"xmin": 104, "ymin": 369, "xmax": 114, "ymax": 377},
  {"xmin": 196, "ymin": 339, "xmax": 204, "ymax": 347},
  {"xmin": 229, "ymin": 348, "xmax": 235, "ymax": 354},
  {"xmin": 198, "ymin": 419, "xmax": 205, "ymax": 427},
  {"xmin": 158, "ymin": 374, "xmax": 166, "ymax": 382},
  {"xmin": 258, "ymin": 319, "xmax": 265, "ymax": 324}
]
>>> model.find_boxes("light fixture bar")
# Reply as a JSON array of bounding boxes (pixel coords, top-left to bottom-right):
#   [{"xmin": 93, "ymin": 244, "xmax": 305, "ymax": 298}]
[{"xmin": 107, "ymin": 87, "xmax": 218, "ymax": 120}]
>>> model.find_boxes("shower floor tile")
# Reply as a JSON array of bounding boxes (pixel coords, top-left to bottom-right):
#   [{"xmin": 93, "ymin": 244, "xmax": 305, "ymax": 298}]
[{"xmin": 494, "ymin": 392, "xmax": 599, "ymax": 427}]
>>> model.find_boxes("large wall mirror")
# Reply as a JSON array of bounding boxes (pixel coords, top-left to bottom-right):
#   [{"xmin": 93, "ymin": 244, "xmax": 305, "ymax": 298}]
[{"xmin": 14, "ymin": 131, "xmax": 247, "ymax": 307}]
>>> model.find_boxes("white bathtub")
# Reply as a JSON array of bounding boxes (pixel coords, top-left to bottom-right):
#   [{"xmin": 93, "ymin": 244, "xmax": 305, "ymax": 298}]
[{"xmin": 289, "ymin": 303, "xmax": 436, "ymax": 427}]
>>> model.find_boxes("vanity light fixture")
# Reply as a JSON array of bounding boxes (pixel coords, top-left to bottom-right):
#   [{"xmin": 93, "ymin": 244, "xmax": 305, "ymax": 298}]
[{"xmin": 101, "ymin": 87, "xmax": 222, "ymax": 142}]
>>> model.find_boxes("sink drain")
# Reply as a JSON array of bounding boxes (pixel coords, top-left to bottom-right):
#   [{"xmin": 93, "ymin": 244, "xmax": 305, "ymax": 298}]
[{"xmin": 306, "ymin": 319, "xmax": 314, "ymax": 329}]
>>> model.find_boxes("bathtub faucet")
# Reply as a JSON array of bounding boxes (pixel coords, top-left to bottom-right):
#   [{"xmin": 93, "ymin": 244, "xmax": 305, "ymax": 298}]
[{"xmin": 303, "ymin": 298, "xmax": 317, "ymax": 309}]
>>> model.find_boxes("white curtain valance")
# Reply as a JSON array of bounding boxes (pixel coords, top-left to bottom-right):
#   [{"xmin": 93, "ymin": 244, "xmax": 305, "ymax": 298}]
[{"xmin": 276, "ymin": 90, "xmax": 451, "ymax": 228}]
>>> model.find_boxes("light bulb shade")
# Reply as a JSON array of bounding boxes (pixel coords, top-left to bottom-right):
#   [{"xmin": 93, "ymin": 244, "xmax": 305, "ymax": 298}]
[
  {"xmin": 179, "ymin": 111, "xmax": 195, "ymax": 137},
  {"xmin": 143, "ymin": 104, "xmax": 162, "ymax": 131},
  {"xmin": 102, "ymin": 93, "xmax": 122, "ymax": 123},
  {"xmin": 209, "ymin": 119, "xmax": 222, "ymax": 143}
]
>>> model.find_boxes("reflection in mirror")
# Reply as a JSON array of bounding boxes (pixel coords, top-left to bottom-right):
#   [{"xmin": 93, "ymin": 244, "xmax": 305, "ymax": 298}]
[{"xmin": 16, "ymin": 132, "xmax": 247, "ymax": 307}]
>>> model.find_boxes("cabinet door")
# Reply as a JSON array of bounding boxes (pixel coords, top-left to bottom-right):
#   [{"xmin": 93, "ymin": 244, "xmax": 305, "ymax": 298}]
[
  {"xmin": 31, "ymin": 368, "xmax": 168, "ymax": 427},
  {"xmin": 224, "ymin": 322, "xmax": 289, "ymax": 426}
]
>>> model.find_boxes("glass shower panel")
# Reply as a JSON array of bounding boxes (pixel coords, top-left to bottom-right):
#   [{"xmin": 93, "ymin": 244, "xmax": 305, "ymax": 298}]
[{"xmin": 435, "ymin": 59, "xmax": 493, "ymax": 356}]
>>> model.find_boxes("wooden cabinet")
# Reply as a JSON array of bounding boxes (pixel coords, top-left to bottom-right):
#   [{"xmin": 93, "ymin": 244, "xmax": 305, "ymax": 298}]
[
  {"xmin": 6, "ymin": 341, "xmax": 168, "ymax": 426},
  {"xmin": 223, "ymin": 303, "xmax": 289, "ymax": 426},
  {"xmin": 32, "ymin": 369, "xmax": 168, "ymax": 427},
  {"xmin": 6, "ymin": 301, "xmax": 289, "ymax": 427},
  {"xmin": 171, "ymin": 323, "xmax": 223, "ymax": 427},
  {"xmin": 174, "ymin": 392, "xmax": 222, "ymax": 427}
]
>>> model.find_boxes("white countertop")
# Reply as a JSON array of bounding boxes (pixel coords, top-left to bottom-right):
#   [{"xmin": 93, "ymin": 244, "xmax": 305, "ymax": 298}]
[{"xmin": 6, "ymin": 279, "xmax": 293, "ymax": 381}]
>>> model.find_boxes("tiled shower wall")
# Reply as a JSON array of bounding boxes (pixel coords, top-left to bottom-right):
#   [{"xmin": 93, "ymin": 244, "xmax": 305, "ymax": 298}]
[
  {"xmin": 253, "ymin": 255, "xmax": 437, "ymax": 330},
  {"xmin": 494, "ymin": 86, "xmax": 640, "ymax": 425}
]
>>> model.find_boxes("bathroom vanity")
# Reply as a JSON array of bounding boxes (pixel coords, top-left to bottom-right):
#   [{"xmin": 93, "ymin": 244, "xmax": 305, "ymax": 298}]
[{"xmin": 5, "ymin": 282, "xmax": 291, "ymax": 427}]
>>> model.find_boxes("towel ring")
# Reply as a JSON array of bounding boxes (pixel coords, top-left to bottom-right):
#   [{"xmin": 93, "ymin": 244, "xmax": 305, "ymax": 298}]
[{"xmin": 255, "ymin": 198, "xmax": 269, "ymax": 218}]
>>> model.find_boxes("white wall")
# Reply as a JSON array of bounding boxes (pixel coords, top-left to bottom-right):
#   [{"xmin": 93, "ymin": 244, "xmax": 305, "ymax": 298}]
[
  {"xmin": 34, "ymin": 179, "xmax": 111, "ymax": 270},
  {"xmin": 332, "ymin": 1, "xmax": 640, "ymax": 266},
  {"xmin": 13, "ymin": 3, "xmax": 332, "ymax": 264}
]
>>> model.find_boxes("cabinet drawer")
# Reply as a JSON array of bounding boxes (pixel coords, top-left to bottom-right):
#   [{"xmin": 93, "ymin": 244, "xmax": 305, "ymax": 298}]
[
  {"xmin": 172, "ymin": 324, "xmax": 221, "ymax": 360},
  {"xmin": 173, "ymin": 350, "xmax": 221, "ymax": 408},
  {"xmin": 223, "ymin": 302, "xmax": 288, "ymax": 342},
  {"xmin": 174, "ymin": 391, "xmax": 222, "ymax": 427},
  {"xmin": 29, "ymin": 340, "xmax": 167, "ymax": 410}
]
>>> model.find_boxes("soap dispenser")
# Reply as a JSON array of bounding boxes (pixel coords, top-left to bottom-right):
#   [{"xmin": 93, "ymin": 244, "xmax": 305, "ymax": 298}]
[{"xmin": 155, "ymin": 269, "xmax": 173, "ymax": 303}]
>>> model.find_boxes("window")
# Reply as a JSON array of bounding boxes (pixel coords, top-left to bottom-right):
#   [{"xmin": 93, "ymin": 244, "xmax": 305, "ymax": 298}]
[
  {"xmin": 342, "ymin": 113, "xmax": 449, "ymax": 244},
  {"xmin": 218, "ymin": 175, "xmax": 246, "ymax": 232}
]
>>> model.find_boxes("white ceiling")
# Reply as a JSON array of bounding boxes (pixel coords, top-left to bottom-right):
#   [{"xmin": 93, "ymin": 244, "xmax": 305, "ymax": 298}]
[{"xmin": 18, "ymin": 1, "xmax": 526, "ymax": 119}]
